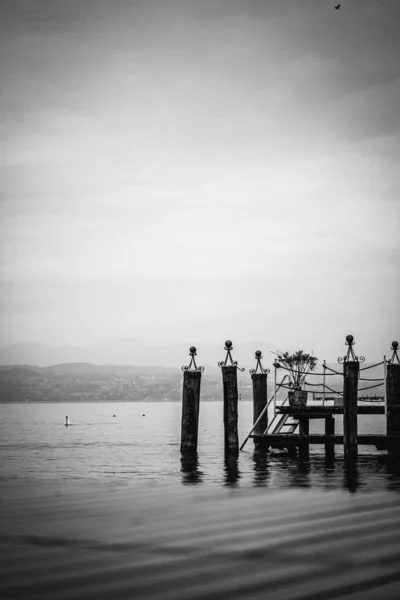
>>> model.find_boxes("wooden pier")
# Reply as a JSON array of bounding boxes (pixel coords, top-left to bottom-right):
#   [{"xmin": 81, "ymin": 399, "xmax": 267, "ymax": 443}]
[
  {"xmin": 252, "ymin": 405, "xmax": 400, "ymax": 453},
  {"xmin": 180, "ymin": 339, "xmax": 400, "ymax": 460},
  {"xmin": 239, "ymin": 339, "xmax": 400, "ymax": 459}
]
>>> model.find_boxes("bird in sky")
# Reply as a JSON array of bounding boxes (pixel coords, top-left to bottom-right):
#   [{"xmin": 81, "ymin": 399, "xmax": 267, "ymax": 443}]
[{"xmin": 335, "ymin": 4, "xmax": 341, "ymax": 8}]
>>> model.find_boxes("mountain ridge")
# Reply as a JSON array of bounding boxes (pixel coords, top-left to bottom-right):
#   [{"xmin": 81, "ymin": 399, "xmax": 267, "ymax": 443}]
[{"xmin": 0, "ymin": 339, "xmax": 279, "ymax": 369}]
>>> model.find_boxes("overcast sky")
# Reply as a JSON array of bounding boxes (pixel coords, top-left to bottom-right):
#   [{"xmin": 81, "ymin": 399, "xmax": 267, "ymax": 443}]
[{"xmin": 1, "ymin": 0, "xmax": 399, "ymax": 361}]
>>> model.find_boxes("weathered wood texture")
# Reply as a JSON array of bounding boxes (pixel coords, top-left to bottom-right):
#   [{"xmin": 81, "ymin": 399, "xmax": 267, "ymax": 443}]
[
  {"xmin": 181, "ymin": 370, "xmax": 202, "ymax": 453},
  {"xmin": 387, "ymin": 364, "xmax": 400, "ymax": 435},
  {"xmin": 343, "ymin": 361, "xmax": 359, "ymax": 459},
  {"xmin": 325, "ymin": 415, "xmax": 335, "ymax": 460},
  {"xmin": 251, "ymin": 373, "xmax": 268, "ymax": 441},
  {"xmin": 298, "ymin": 417, "xmax": 310, "ymax": 462},
  {"xmin": 1, "ymin": 479, "xmax": 400, "ymax": 600},
  {"xmin": 222, "ymin": 365, "xmax": 239, "ymax": 456}
]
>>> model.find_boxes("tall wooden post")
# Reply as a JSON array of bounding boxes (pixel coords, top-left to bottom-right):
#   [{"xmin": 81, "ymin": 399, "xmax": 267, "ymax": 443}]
[
  {"xmin": 325, "ymin": 415, "xmax": 335, "ymax": 461},
  {"xmin": 219, "ymin": 341, "xmax": 244, "ymax": 457},
  {"xmin": 298, "ymin": 417, "xmax": 310, "ymax": 462},
  {"xmin": 340, "ymin": 335, "xmax": 361, "ymax": 460},
  {"xmin": 222, "ymin": 366, "xmax": 239, "ymax": 456},
  {"xmin": 386, "ymin": 341, "xmax": 400, "ymax": 456},
  {"xmin": 180, "ymin": 347, "xmax": 203, "ymax": 454},
  {"xmin": 250, "ymin": 350, "xmax": 269, "ymax": 443}
]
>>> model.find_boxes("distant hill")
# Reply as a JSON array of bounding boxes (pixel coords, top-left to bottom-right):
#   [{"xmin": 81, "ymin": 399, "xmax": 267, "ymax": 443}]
[
  {"xmin": 0, "ymin": 366, "xmax": 42, "ymax": 382},
  {"xmin": 42, "ymin": 363, "xmax": 179, "ymax": 375},
  {"xmin": 0, "ymin": 362, "xmax": 180, "ymax": 380},
  {"xmin": 0, "ymin": 357, "xmax": 385, "ymax": 403},
  {"xmin": 0, "ymin": 339, "xmax": 279, "ymax": 370}
]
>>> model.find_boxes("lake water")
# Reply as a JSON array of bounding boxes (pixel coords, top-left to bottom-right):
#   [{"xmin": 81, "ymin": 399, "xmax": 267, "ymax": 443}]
[{"xmin": 1, "ymin": 401, "xmax": 400, "ymax": 492}]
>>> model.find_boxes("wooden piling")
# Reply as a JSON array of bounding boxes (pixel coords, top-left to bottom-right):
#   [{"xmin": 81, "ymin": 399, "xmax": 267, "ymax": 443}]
[
  {"xmin": 250, "ymin": 351, "xmax": 269, "ymax": 443},
  {"xmin": 219, "ymin": 341, "xmax": 243, "ymax": 457},
  {"xmin": 325, "ymin": 415, "xmax": 335, "ymax": 461},
  {"xmin": 251, "ymin": 374, "xmax": 268, "ymax": 441},
  {"xmin": 343, "ymin": 361, "xmax": 359, "ymax": 459},
  {"xmin": 387, "ymin": 363, "xmax": 400, "ymax": 434},
  {"xmin": 386, "ymin": 342, "xmax": 400, "ymax": 456},
  {"xmin": 339, "ymin": 335, "xmax": 361, "ymax": 460},
  {"xmin": 222, "ymin": 366, "xmax": 239, "ymax": 456},
  {"xmin": 180, "ymin": 347, "xmax": 203, "ymax": 454},
  {"xmin": 298, "ymin": 417, "xmax": 310, "ymax": 462},
  {"xmin": 325, "ymin": 415, "xmax": 335, "ymax": 458}
]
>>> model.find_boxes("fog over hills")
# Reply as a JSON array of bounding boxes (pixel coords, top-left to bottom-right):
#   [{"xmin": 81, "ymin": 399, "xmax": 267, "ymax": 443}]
[
  {"xmin": 0, "ymin": 339, "xmax": 386, "ymax": 404},
  {"xmin": 0, "ymin": 339, "xmax": 280, "ymax": 370}
]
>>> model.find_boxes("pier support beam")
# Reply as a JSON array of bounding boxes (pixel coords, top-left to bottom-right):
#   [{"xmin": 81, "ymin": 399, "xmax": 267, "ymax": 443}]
[
  {"xmin": 325, "ymin": 415, "xmax": 335, "ymax": 461},
  {"xmin": 340, "ymin": 335, "xmax": 361, "ymax": 460},
  {"xmin": 343, "ymin": 361, "xmax": 359, "ymax": 459},
  {"xmin": 180, "ymin": 347, "xmax": 203, "ymax": 454},
  {"xmin": 252, "ymin": 373, "xmax": 268, "ymax": 441},
  {"xmin": 219, "ymin": 341, "xmax": 244, "ymax": 457},
  {"xmin": 298, "ymin": 417, "xmax": 310, "ymax": 462},
  {"xmin": 250, "ymin": 351, "xmax": 269, "ymax": 444},
  {"xmin": 222, "ymin": 366, "xmax": 239, "ymax": 456},
  {"xmin": 386, "ymin": 342, "xmax": 400, "ymax": 457}
]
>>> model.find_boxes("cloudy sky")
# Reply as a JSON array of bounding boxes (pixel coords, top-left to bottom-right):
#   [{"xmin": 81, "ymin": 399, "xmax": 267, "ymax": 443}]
[{"xmin": 1, "ymin": 0, "xmax": 399, "ymax": 360}]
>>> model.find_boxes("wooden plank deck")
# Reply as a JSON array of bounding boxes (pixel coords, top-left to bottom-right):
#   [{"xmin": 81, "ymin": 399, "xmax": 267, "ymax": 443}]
[{"xmin": 1, "ymin": 479, "xmax": 400, "ymax": 600}]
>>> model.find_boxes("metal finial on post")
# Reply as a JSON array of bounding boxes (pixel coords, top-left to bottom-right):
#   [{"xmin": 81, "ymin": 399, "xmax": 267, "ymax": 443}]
[
  {"xmin": 249, "ymin": 350, "xmax": 270, "ymax": 376},
  {"xmin": 181, "ymin": 346, "xmax": 203, "ymax": 454},
  {"xmin": 337, "ymin": 335, "xmax": 365, "ymax": 364},
  {"xmin": 181, "ymin": 346, "xmax": 205, "ymax": 373},
  {"xmin": 388, "ymin": 341, "xmax": 400, "ymax": 365},
  {"xmin": 218, "ymin": 340, "xmax": 245, "ymax": 371}
]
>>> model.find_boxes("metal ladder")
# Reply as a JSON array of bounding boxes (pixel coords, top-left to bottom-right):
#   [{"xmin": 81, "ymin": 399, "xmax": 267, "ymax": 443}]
[{"xmin": 240, "ymin": 375, "xmax": 297, "ymax": 451}]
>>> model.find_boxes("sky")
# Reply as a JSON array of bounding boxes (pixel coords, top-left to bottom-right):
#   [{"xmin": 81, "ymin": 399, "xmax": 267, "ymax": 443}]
[{"xmin": 0, "ymin": 0, "xmax": 399, "ymax": 361}]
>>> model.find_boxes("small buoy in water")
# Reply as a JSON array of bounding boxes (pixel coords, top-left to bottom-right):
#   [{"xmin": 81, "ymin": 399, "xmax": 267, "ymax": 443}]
[
  {"xmin": 142, "ymin": 414, "xmax": 145, "ymax": 417},
  {"xmin": 65, "ymin": 416, "xmax": 69, "ymax": 427}
]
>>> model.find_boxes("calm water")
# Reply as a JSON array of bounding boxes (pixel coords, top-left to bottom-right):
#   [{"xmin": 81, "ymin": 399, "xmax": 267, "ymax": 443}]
[{"xmin": 1, "ymin": 401, "xmax": 399, "ymax": 492}]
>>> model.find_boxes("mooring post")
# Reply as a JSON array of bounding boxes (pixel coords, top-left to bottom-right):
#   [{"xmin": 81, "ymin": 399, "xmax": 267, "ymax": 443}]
[
  {"xmin": 250, "ymin": 351, "xmax": 270, "ymax": 443},
  {"xmin": 219, "ymin": 340, "xmax": 244, "ymax": 456},
  {"xmin": 339, "ymin": 335, "xmax": 361, "ymax": 460},
  {"xmin": 386, "ymin": 341, "xmax": 400, "ymax": 456},
  {"xmin": 180, "ymin": 347, "xmax": 204, "ymax": 454},
  {"xmin": 325, "ymin": 415, "xmax": 335, "ymax": 461},
  {"xmin": 298, "ymin": 417, "xmax": 310, "ymax": 462}
]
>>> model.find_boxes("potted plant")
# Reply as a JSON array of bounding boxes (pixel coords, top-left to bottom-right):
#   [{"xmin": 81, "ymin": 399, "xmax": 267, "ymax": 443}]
[{"xmin": 273, "ymin": 350, "xmax": 318, "ymax": 407}]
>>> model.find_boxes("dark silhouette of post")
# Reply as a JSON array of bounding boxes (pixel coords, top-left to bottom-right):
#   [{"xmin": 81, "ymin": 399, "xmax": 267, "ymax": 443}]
[
  {"xmin": 325, "ymin": 415, "xmax": 335, "ymax": 461},
  {"xmin": 339, "ymin": 335, "xmax": 361, "ymax": 460},
  {"xmin": 180, "ymin": 347, "xmax": 204, "ymax": 454},
  {"xmin": 386, "ymin": 341, "xmax": 400, "ymax": 456},
  {"xmin": 250, "ymin": 351, "xmax": 270, "ymax": 443},
  {"xmin": 298, "ymin": 417, "xmax": 310, "ymax": 462},
  {"xmin": 219, "ymin": 340, "xmax": 244, "ymax": 457}
]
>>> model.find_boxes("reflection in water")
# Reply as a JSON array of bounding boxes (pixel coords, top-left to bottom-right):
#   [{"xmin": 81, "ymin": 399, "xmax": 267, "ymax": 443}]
[
  {"xmin": 252, "ymin": 450, "xmax": 270, "ymax": 486},
  {"xmin": 224, "ymin": 456, "xmax": 241, "ymax": 486},
  {"xmin": 343, "ymin": 458, "xmax": 361, "ymax": 493},
  {"xmin": 385, "ymin": 455, "xmax": 400, "ymax": 491},
  {"xmin": 2, "ymin": 401, "xmax": 400, "ymax": 492},
  {"xmin": 288, "ymin": 460, "xmax": 311, "ymax": 489},
  {"xmin": 324, "ymin": 455, "xmax": 336, "ymax": 471},
  {"xmin": 180, "ymin": 453, "xmax": 204, "ymax": 485},
  {"xmin": 322, "ymin": 456, "xmax": 337, "ymax": 491}
]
